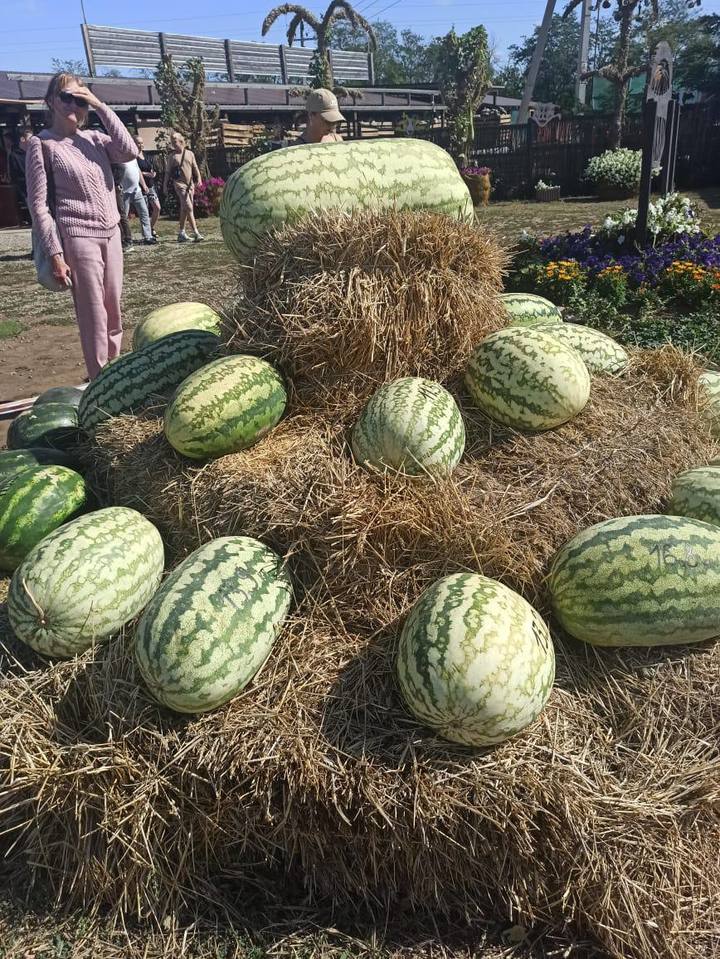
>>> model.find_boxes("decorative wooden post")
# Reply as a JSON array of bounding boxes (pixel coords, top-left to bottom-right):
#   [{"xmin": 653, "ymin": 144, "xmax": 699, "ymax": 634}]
[{"xmin": 636, "ymin": 41, "xmax": 674, "ymax": 245}]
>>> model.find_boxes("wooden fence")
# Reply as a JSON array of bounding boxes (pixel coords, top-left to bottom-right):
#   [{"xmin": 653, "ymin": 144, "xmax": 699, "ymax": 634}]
[{"xmin": 424, "ymin": 103, "xmax": 719, "ymax": 199}]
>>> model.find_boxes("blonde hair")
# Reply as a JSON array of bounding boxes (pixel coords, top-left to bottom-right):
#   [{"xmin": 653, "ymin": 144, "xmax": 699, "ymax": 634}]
[
  {"xmin": 170, "ymin": 131, "xmax": 186, "ymax": 149},
  {"xmin": 44, "ymin": 71, "xmax": 87, "ymax": 127}
]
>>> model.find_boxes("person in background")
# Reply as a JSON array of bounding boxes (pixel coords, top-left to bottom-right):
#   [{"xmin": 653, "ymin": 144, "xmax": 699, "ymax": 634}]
[
  {"xmin": 26, "ymin": 71, "xmax": 138, "ymax": 380},
  {"xmin": 163, "ymin": 131, "xmax": 203, "ymax": 243},
  {"xmin": 112, "ymin": 164, "xmax": 134, "ymax": 254},
  {"xmin": 4, "ymin": 128, "xmax": 29, "ymax": 222},
  {"xmin": 116, "ymin": 156, "xmax": 156, "ymax": 245},
  {"xmin": 134, "ymin": 134, "xmax": 161, "ymax": 237},
  {"xmin": 294, "ymin": 89, "xmax": 345, "ymax": 145}
]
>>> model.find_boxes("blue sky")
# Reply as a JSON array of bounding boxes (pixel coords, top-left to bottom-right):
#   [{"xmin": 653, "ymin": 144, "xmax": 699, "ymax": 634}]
[{"xmin": 2, "ymin": 0, "xmax": 719, "ymax": 74}]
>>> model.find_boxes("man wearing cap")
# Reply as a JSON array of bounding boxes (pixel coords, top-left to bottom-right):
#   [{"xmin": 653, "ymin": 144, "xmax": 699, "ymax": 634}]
[{"xmin": 295, "ymin": 88, "xmax": 345, "ymax": 145}]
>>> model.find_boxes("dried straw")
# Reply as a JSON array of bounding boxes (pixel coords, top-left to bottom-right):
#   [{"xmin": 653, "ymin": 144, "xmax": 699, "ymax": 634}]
[
  {"xmin": 227, "ymin": 208, "xmax": 508, "ymax": 417},
  {"xmin": 2, "ymin": 345, "xmax": 719, "ymax": 959}
]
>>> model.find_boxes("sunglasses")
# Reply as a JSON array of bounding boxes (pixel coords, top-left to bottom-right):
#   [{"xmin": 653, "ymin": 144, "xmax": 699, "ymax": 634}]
[{"xmin": 58, "ymin": 91, "xmax": 87, "ymax": 107}]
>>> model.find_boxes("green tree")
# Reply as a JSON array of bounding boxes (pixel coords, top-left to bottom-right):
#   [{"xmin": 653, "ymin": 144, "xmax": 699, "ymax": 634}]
[
  {"xmin": 154, "ymin": 56, "xmax": 220, "ymax": 178},
  {"xmin": 433, "ymin": 25, "xmax": 491, "ymax": 161},
  {"xmin": 329, "ymin": 19, "xmax": 436, "ymax": 84},
  {"xmin": 262, "ymin": 1, "xmax": 376, "ymax": 91},
  {"xmin": 674, "ymin": 14, "xmax": 720, "ymax": 96}
]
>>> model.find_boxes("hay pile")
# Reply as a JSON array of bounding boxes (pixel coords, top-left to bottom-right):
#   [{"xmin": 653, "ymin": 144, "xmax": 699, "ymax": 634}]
[{"xmin": 2, "ymin": 211, "xmax": 720, "ymax": 959}]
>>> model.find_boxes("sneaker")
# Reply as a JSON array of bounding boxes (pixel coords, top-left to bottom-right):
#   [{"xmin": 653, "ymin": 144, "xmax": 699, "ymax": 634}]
[
  {"xmin": 193, "ymin": 232, "xmax": 204, "ymax": 242},
  {"xmin": 177, "ymin": 232, "xmax": 189, "ymax": 243},
  {"xmin": 152, "ymin": 230, "xmax": 159, "ymax": 239},
  {"xmin": 143, "ymin": 237, "xmax": 158, "ymax": 246},
  {"xmin": 123, "ymin": 243, "xmax": 135, "ymax": 254}
]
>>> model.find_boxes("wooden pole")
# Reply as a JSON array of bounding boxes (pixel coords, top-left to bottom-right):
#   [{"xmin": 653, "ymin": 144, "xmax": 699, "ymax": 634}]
[
  {"xmin": 658, "ymin": 98, "xmax": 676, "ymax": 195},
  {"xmin": 575, "ymin": 0, "xmax": 592, "ymax": 106},
  {"xmin": 81, "ymin": 23, "xmax": 96, "ymax": 77},
  {"xmin": 636, "ymin": 98, "xmax": 657, "ymax": 245},
  {"xmin": 518, "ymin": 0, "xmax": 557, "ymax": 124}
]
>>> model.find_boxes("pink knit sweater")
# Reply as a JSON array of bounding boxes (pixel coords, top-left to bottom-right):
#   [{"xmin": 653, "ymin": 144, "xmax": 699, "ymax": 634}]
[{"xmin": 26, "ymin": 103, "xmax": 138, "ymax": 258}]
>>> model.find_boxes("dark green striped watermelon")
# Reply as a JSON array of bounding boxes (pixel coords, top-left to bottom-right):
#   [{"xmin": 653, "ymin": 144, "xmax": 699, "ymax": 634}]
[
  {"xmin": 78, "ymin": 330, "xmax": 222, "ymax": 432},
  {"xmin": 0, "ymin": 466, "xmax": 87, "ymax": 572},
  {"xmin": 0, "ymin": 448, "xmax": 79, "ymax": 486},
  {"xmin": 34, "ymin": 386, "xmax": 84, "ymax": 409},
  {"xmin": 7, "ymin": 403, "xmax": 83, "ymax": 451},
  {"xmin": 134, "ymin": 536, "xmax": 293, "ymax": 713}
]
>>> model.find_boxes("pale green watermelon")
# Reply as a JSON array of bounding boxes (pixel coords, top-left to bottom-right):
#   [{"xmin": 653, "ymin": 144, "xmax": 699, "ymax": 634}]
[
  {"xmin": 133, "ymin": 302, "xmax": 222, "ymax": 351},
  {"xmin": 134, "ymin": 536, "xmax": 293, "ymax": 713},
  {"xmin": 667, "ymin": 466, "xmax": 720, "ymax": 526},
  {"xmin": 8, "ymin": 507, "xmax": 164, "ymax": 658},
  {"xmin": 501, "ymin": 293, "xmax": 563, "ymax": 326},
  {"xmin": 534, "ymin": 322, "xmax": 629, "ymax": 375},
  {"xmin": 548, "ymin": 514, "xmax": 720, "ymax": 647},
  {"xmin": 220, "ymin": 139, "xmax": 474, "ymax": 261},
  {"xmin": 698, "ymin": 371, "xmax": 720, "ymax": 436},
  {"xmin": 397, "ymin": 572, "xmax": 555, "ymax": 746},
  {"xmin": 465, "ymin": 327, "xmax": 590, "ymax": 431},
  {"xmin": 351, "ymin": 377, "xmax": 465, "ymax": 477},
  {"xmin": 164, "ymin": 355, "xmax": 287, "ymax": 460}
]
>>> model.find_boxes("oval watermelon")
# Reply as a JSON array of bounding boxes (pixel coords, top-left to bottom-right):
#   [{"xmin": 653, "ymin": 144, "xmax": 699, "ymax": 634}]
[
  {"xmin": 8, "ymin": 507, "xmax": 164, "ymax": 659},
  {"xmin": 164, "ymin": 355, "xmax": 287, "ymax": 460},
  {"xmin": 500, "ymin": 293, "xmax": 563, "ymax": 326},
  {"xmin": 78, "ymin": 330, "xmax": 222, "ymax": 432},
  {"xmin": 33, "ymin": 386, "xmax": 84, "ymax": 408},
  {"xmin": 220, "ymin": 138, "xmax": 474, "ymax": 261},
  {"xmin": 133, "ymin": 302, "xmax": 222, "ymax": 351},
  {"xmin": 134, "ymin": 536, "xmax": 293, "ymax": 713},
  {"xmin": 698, "ymin": 371, "xmax": 720, "ymax": 436},
  {"xmin": 548, "ymin": 514, "xmax": 720, "ymax": 647},
  {"xmin": 7, "ymin": 403, "xmax": 83, "ymax": 451},
  {"xmin": 397, "ymin": 573, "xmax": 555, "ymax": 746},
  {"xmin": 0, "ymin": 448, "xmax": 79, "ymax": 486},
  {"xmin": 465, "ymin": 327, "xmax": 590, "ymax": 431},
  {"xmin": 667, "ymin": 466, "xmax": 720, "ymax": 526},
  {"xmin": 351, "ymin": 377, "xmax": 465, "ymax": 477},
  {"xmin": 534, "ymin": 322, "xmax": 629, "ymax": 375},
  {"xmin": 0, "ymin": 466, "xmax": 87, "ymax": 572}
]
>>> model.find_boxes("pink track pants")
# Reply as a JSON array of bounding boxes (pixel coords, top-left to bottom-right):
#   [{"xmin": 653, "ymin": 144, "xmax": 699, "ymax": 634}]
[{"xmin": 62, "ymin": 229, "xmax": 124, "ymax": 380}]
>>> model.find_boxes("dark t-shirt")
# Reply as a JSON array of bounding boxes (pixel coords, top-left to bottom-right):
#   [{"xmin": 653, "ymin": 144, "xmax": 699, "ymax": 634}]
[{"xmin": 137, "ymin": 155, "xmax": 156, "ymax": 179}]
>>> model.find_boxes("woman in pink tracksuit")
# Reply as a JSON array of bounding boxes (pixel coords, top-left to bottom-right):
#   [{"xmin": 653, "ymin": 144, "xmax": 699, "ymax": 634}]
[{"xmin": 26, "ymin": 72, "xmax": 138, "ymax": 379}]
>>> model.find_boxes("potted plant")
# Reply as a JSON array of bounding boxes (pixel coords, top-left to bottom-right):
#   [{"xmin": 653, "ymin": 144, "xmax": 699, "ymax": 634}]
[
  {"xmin": 460, "ymin": 165, "xmax": 492, "ymax": 206},
  {"xmin": 584, "ymin": 148, "xmax": 642, "ymax": 201},
  {"xmin": 535, "ymin": 177, "xmax": 561, "ymax": 202}
]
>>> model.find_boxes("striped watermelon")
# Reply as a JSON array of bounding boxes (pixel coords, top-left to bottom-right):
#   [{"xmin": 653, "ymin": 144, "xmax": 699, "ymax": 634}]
[
  {"xmin": 548, "ymin": 514, "xmax": 720, "ymax": 647},
  {"xmin": 164, "ymin": 356, "xmax": 287, "ymax": 460},
  {"xmin": 465, "ymin": 327, "xmax": 590, "ymax": 431},
  {"xmin": 8, "ymin": 507, "xmax": 164, "ymax": 659},
  {"xmin": 220, "ymin": 138, "xmax": 473, "ymax": 261},
  {"xmin": 133, "ymin": 302, "xmax": 222, "ymax": 351},
  {"xmin": 397, "ymin": 573, "xmax": 555, "ymax": 746},
  {"xmin": 0, "ymin": 448, "xmax": 79, "ymax": 485},
  {"xmin": 78, "ymin": 330, "xmax": 221, "ymax": 431},
  {"xmin": 34, "ymin": 385, "xmax": 84, "ymax": 408},
  {"xmin": 501, "ymin": 293, "xmax": 563, "ymax": 326},
  {"xmin": 534, "ymin": 322, "xmax": 629, "ymax": 375},
  {"xmin": 667, "ymin": 466, "xmax": 720, "ymax": 526},
  {"xmin": 134, "ymin": 536, "xmax": 292, "ymax": 713},
  {"xmin": 0, "ymin": 466, "xmax": 87, "ymax": 572},
  {"xmin": 351, "ymin": 377, "xmax": 465, "ymax": 477},
  {"xmin": 7, "ymin": 403, "xmax": 82, "ymax": 451},
  {"xmin": 698, "ymin": 371, "xmax": 720, "ymax": 435}
]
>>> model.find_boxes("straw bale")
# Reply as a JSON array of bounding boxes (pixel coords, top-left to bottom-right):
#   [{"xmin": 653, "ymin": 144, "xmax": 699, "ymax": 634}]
[
  {"xmin": 2, "ymin": 346, "xmax": 719, "ymax": 959},
  {"xmin": 227, "ymin": 209, "xmax": 508, "ymax": 417}
]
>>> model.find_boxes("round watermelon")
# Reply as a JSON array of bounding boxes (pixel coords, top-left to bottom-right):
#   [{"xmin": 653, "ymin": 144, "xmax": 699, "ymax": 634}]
[
  {"xmin": 533, "ymin": 322, "xmax": 629, "ymax": 375},
  {"xmin": 34, "ymin": 386, "xmax": 84, "ymax": 409},
  {"xmin": 351, "ymin": 377, "xmax": 465, "ymax": 477},
  {"xmin": 133, "ymin": 302, "xmax": 222, "ymax": 351},
  {"xmin": 164, "ymin": 355, "xmax": 287, "ymax": 460},
  {"xmin": 0, "ymin": 448, "xmax": 79, "ymax": 486},
  {"xmin": 397, "ymin": 573, "xmax": 555, "ymax": 746},
  {"xmin": 500, "ymin": 293, "xmax": 563, "ymax": 326},
  {"xmin": 465, "ymin": 327, "xmax": 590, "ymax": 431},
  {"xmin": 7, "ymin": 403, "xmax": 83, "ymax": 451},
  {"xmin": 0, "ymin": 465, "xmax": 88, "ymax": 572}
]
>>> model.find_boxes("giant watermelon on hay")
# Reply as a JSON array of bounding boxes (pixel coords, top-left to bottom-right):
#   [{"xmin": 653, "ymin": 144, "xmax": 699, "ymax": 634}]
[{"xmin": 3, "ymin": 197, "xmax": 720, "ymax": 959}]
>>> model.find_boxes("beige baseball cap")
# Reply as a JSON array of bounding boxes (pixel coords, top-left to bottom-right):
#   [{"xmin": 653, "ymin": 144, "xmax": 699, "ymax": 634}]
[{"xmin": 306, "ymin": 88, "xmax": 345, "ymax": 123}]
